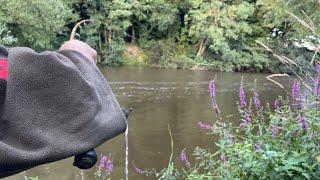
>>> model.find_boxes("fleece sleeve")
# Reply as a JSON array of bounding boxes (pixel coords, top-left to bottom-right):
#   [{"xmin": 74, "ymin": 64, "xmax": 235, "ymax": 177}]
[{"xmin": 0, "ymin": 46, "xmax": 127, "ymax": 178}]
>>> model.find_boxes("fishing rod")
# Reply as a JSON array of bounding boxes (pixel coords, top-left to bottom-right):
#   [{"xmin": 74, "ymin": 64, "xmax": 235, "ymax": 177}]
[{"xmin": 70, "ymin": 19, "xmax": 133, "ymax": 180}]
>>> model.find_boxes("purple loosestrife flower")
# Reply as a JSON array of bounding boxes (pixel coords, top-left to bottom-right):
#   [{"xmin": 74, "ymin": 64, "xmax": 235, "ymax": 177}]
[
  {"xmin": 99, "ymin": 156, "xmax": 108, "ymax": 171},
  {"xmin": 220, "ymin": 154, "xmax": 227, "ymax": 163},
  {"xmin": 133, "ymin": 163, "xmax": 144, "ymax": 174},
  {"xmin": 98, "ymin": 163, "xmax": 105, "ymax": 171},
  {"xmin": 225, "ymin": 130, "xmax": 233, "ymax": 144},
  {"xmin": 209, "ymin": 80, "xmax": 215, "ymax": 98},
  {"xmin": 212, "ymin": 102, "xmax": 221, "ymax": 116},
  {"xmin": 299, "ymin": 116, "xmax": 308, "ymax": 132},
  {"xmin": 240, "ymin": 122, "xmax": 246, "ymax": 127},
  {"xmin": 181, "ymin": 150, "xmax": 191, "ymax": 168},
  {"xmin": 300, "ymin": 122, "xmax": 308, "ymax": 132},
  {"xmin": 254, "ymin": 144, "xmax": 261, "ymax": 150},
  {"xmin": 181, "ymin": 151, "xmax": 187, "ymax": 161},
  {"xmin": 272, "ymin": 125, "xmax": 279, "ymax": 136},
  {"xmin": 292, "ymin": 79, "xmax": 299, "ymax": 105},
  {"xmin": 106, "ymin": 159, "xmax": 113, "ymax": 175},
  {"xmin": 245, "ymin": 111, "xmax": 252, "ymax": 123},
  {"xmin": 253, "ymin": 92, "xmax": 261, "ymax": 110},
  {"xmin": 239, "ymin": 86, "xmax": 246, "ymax": 108},
  {"xmin": 274, "ymin": 99, "xmax": 280, "ymax": 109},
  {"xmin": 198, "ymin": 122, "xmax": 213, "ymax": 130},
  {"xmin": 209, "ymin": 81, "xmax": 221, "ymax": 116}
]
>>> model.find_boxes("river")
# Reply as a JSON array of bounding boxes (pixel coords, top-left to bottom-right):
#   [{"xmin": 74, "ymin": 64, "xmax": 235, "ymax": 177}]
[{"xmin": 6, "ymin": 66, "xmax": 294, "ymax": 180}]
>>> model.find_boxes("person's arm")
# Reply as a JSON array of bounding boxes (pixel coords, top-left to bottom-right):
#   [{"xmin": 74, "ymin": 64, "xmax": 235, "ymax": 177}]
[{"xmin": 0, "ymin": 42, "xmax": 126, "ymax": 178}]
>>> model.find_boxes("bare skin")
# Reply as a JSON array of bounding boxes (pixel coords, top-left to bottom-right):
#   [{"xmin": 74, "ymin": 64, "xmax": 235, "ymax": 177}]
[{"xmin": 59, "ymin": 40, "xmax": 97, "ymax": 64}]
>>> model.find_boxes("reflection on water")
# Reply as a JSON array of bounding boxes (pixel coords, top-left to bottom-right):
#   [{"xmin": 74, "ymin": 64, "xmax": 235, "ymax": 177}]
[{"xmin": 6, "ymin": 66, "xmax": 294, "ymax": 180}]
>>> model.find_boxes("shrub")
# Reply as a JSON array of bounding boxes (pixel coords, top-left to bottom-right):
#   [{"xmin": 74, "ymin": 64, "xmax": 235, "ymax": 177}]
[
  {"xmin": 173, "ymin": 55, "xmax": 196, "ymax": 69},
  {"xmin": 143, "ymin": 40, "xmax": 177, "ymax": 67}
]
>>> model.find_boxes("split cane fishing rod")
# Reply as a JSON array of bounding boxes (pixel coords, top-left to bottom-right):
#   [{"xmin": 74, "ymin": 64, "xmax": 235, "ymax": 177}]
[{"xmin": 70, "ymin": 20, "xmax": 133, "ymax": 180}]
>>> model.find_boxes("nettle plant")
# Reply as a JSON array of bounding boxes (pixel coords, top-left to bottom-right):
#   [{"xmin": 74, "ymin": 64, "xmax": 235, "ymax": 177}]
[{"xmin": 135, "ymin": 68, "xmax": 320, "ymax": 179}]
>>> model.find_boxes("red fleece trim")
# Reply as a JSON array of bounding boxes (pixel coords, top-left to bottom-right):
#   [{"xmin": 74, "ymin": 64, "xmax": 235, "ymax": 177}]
[{"xmin": 0, "ymin": 59, "xmax": 8, "ymax": 80}]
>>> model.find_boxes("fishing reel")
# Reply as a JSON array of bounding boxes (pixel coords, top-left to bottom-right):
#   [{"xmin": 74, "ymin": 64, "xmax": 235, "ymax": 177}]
[{"xmin": 73, "ymin": 149, "xmax": 97, "ymax": 169}]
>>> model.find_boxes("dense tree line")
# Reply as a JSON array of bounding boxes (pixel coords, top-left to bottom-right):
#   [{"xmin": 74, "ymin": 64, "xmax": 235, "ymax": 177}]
[{"xmin": 0, "ymin": 0, "xmax": 319, "ymax": 73}]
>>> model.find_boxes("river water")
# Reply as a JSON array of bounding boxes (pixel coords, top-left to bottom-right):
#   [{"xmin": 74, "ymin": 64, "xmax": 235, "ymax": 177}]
[{"xmin": 6, "ymin": 66, "xmax": 295, "ymax": 180}]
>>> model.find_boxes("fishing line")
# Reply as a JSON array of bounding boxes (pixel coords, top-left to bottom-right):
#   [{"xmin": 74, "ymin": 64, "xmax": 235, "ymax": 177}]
[{"xmin": 123, "ymin": 108, "xmax": 132, "ymax": 180}]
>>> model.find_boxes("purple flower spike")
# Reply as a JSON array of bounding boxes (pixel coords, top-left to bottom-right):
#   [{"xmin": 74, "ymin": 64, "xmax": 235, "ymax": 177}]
[
  {"xmin": 98, "ymin": 163, "xmax": 105, "ymax": 171},
  {"xmin": 99, "ymin": 156, "xmax": 108, "ymax": 171},
  {"xmin": 239, "ymin": 86, "xmax": 246, "ymax": 108},
  {"xmin": 299, "ymin": 116, "xmax": 308, "ymax": 132},
  {"xmin": 225, "ymin": 130, "xmax": 233, "ymax": 144},
  {"xmin": 209, "ymin": 81, "xmax": 221, "ymax": 116},
  {"xmin": 240, "ymin": 122, "xmax": 246, "ymax": 127},
  {"xmin": 106, "ymin": 159, "xmax": 113, "ymax": 175},
  {"xmin": 274, "ymin": 99, "xmax": 280, "ymax": 109},
  {"xmin": 101, "ymin": 156, "xmax": 107, "ymax": 161},
  {"xmin": 245, "ymin": 111, "xmax": 252, "ymax": 123},
  {"xmin": 213, "ymin": 102, "xmax": 221, "ymax": 116},
  {"xmin": 181, "ymin": 150, "xmax": 191, "ymax": 168},
  {"xmin": 209, "ymin": 80, "xmax": 215, "ymax": 98},
  {"xmin": 253, "ymin": 92, "xmax": 261, "ymax": 110},
  {"xmin": 254, "ymin": 144, "xmax": 261, "ymax": 150},
  {"xmin": 133, "ymin": 163, "xmax": 144, "ymax": 174},
  {"xmin": 220, "ymin": 154, "xmax": 227, "ymax": 163},
  {"xmin": 292, "ymin": 79, "xmax": 299, "ymax": 105},
  {"xmin": 272, "ymin": 125, "xmax": 279, "ymax": 136},
  {"xmin": 300, "ymin": 122, "xmax": 308, "ymax": 132},
  {"xmin": 181, "ymin": 151, "xmax": 187, "ymax": 161},
  {"xmin": 198, "ymin": 122, "xmax": 213, "ymax": 130}
]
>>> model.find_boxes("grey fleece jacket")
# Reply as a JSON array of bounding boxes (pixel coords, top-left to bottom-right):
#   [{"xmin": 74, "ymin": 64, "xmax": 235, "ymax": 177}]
[{"xmin": 0, "ymin": 46, "xmax": 127, "ymax": 178}]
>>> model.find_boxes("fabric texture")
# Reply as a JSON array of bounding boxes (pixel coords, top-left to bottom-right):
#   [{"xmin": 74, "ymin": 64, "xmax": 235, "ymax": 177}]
[{"xmin": 0, "ymin": 46, "xmax": 127, "ymax": 178}]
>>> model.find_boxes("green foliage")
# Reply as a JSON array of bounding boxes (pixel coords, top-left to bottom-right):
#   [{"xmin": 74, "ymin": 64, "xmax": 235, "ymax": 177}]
[
  {"xmin": 1, "ymin": 0, "xmax": 319, "ymax": 72},
  {"xmin": 0, "ymin": 0, "xmax": 76, "ymax": 50},
  {"xmin": 256, "ymin": 0, "xmax": 320, "ymax": 38},
  {"xmin": 144, "ymin": 40, "xmax": 177, "ymax": 67},
  {"xmin": 148, "ymin": 0, "xmax": 179, "ymax": 38},
  {"xmin": 173, "ymin": 55, "xmax": 196, "ymax": 69},
  {"xmin": 267, "ymin": 45, "xmax": 318, "ymax": 74},
  {"xmin": 0, "ymin": 24, "xmax": 17, "ymax": 46}
]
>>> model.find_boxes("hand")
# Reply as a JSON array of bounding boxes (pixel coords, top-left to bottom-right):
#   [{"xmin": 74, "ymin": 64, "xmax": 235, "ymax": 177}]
[{"xmin": 59, "ymin": 40, "xmax": 97, "ymax": 64}]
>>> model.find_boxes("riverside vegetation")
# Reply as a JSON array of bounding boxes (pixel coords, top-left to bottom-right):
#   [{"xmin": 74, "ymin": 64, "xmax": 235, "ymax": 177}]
[
  {"xmin": 128, "ymin": 14, "xmax": 320, "ymax": 179},
  {"xmin": 132, "ymin": 77, "xmax": 320, "ymax": 179},
  {"xmin": 0, "ymin": 0, "xmax": 319, "ymax": 72},
  {"xmin": 91, "ymin": 19, "xmax": 320, "ymax": 179}
]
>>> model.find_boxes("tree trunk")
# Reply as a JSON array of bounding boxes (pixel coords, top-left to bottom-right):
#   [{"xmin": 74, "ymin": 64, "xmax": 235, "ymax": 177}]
[
  {"xmin": 131, "ymin": 29, "xmax": 135, "ymax": 43},
  {"xmin": 200, "ymin": 44, "xmax": 206, "ymax": 57},
  {"xmin": 108, "ymin": 30, "xmax": 112, "ymax": 44},
  {"xmin": 97, "ymin": 29, "xmax": 102, "ymax": 62},
  {"xmin": 104, "ymin": 25, "xmax": 107, "ymax": 44},
  {"xmin": 197, "ymin": 39, "xmax": 206, "ymax": 57}
]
